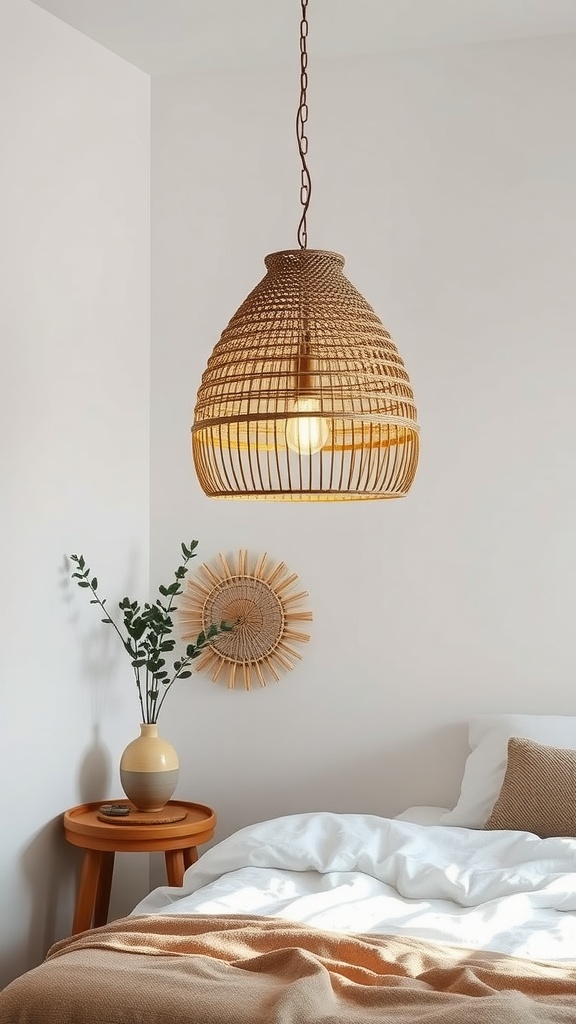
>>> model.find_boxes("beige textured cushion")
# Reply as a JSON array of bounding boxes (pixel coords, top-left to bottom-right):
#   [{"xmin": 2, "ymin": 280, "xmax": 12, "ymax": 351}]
[{"xmin": 484, "ymin": 736, "xmax": 576, "ymax": 838}]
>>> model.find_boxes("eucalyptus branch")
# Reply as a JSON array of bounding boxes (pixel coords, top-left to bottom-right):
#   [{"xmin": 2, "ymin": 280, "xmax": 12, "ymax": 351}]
[
  {"xmin": 70, "ymin": 555, "xmax": 148, "ymax": 719},
  {"xmin": 69, "ymin": 555, "xmax": 128, "ymax": 649},
  {"xmin": 153, "ymin": 622, "xmax": 234, "ymax": 720},
  {"xmin": 69, "ymin": 543, "xmax": 233, "ymax": 724}
]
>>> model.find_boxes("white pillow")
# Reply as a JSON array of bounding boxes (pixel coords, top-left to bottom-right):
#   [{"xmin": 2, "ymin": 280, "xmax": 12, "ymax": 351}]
[
  {"xmin": 395, "ymin": 806, "xmax": 450, "ymax": 825},
  {"xmin": 440, "ymin": 714, "xmax": 576, "ymax": 828}
]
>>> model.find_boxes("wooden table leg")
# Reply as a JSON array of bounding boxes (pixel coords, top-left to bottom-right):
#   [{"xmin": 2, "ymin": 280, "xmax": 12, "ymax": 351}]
[
  {"xmin": 183, "ymin": 846, "xmax": 198, "ymax": 870},
  {"xmin": 93, "ymin": 851, "xmax": 115, "ymax": 928},
  {"xmin": 72, "ymin": 849, "xmax": 104, "ymax": 934},
  {"xmin": 164, "ymin": 849, "xmax": 185, "ymax": 887}
]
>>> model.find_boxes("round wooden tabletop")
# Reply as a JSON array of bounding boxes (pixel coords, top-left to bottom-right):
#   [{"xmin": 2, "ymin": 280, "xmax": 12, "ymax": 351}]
[{"xmin": 63, "ymin": 799, "xmax": 216, "ymax": 853}]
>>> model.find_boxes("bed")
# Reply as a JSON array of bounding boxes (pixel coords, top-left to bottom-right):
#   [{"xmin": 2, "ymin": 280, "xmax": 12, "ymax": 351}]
[{"xmin": 2, "ymin": 714, "xmax": 576, "ymax": 1023}]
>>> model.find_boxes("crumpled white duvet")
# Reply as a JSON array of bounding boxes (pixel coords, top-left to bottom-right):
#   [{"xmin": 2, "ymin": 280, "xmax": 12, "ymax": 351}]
[{"xmin": 132, "ymin": 812, "xmax": 576, "ymax": 962}]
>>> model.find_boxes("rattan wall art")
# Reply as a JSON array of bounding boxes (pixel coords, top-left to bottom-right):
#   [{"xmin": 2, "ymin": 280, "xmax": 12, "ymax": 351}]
[{"xmin": 178, "ymin": 551, "xmax": 312, "ymax": 690}]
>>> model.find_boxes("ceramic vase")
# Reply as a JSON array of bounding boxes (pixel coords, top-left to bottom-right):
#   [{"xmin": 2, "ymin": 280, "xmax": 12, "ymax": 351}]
[{"xmin": 119, "ymin": 723, "xmax": 179, "ymax": 812}]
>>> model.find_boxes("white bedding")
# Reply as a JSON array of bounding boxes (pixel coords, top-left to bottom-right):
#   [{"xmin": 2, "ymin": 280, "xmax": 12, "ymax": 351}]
[{"xmin": 132, "ymin": 812, "xmax": 576, "ymax": 962}]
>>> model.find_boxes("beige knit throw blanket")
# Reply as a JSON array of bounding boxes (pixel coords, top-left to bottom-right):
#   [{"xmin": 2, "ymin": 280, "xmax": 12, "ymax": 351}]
[{"xmin": 1, "ymin": 914, "xmax": 576, "ymax": 1023}]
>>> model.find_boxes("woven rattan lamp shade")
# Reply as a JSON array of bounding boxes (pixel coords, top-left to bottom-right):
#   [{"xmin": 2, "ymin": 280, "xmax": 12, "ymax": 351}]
[{"xmin": 192, "ymin": 249, "xmax": 419, "ymax": 501}]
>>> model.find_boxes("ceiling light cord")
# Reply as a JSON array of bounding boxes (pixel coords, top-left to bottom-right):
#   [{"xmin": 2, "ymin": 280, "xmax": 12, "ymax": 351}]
[{"xmin": 296, "ymin": 0, "xmax": 311, "ymax": 250}]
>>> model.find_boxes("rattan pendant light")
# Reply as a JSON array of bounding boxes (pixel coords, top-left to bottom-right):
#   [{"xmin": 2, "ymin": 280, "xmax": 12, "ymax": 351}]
[{"xmin": 191, "ymin": 0, "xmax": 419, "ymax": 501}]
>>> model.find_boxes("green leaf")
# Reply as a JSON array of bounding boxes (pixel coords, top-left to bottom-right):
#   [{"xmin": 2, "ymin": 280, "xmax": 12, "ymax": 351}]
[
  {"xmin": 128, "ymin": 621, "xmax": 147, "ymax": 641},
  {"xmin": 68, "ymin": 539, "xmax": 213, "ymax": 719}
]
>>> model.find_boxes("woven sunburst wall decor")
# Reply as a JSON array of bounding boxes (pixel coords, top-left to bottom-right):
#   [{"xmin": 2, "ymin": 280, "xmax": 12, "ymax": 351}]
[{"xmin": 179, "ymin": 550, "xmax": 312, "ymax": 690}]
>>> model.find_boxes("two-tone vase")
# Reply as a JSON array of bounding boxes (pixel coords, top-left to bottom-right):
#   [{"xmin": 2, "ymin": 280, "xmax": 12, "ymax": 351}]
[{"xmin": 119, "ymin": 723, "xmax": 179, "ymax": 812}]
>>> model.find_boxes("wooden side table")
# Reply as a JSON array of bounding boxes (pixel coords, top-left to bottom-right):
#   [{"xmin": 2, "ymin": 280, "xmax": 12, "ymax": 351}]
[{"xmin": 63, "ymin": 799, "xmax": 216, "ymax": 935}]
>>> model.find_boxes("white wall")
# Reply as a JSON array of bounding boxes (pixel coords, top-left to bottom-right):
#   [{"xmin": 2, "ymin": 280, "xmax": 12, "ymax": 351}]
[
  {"xmin": 4, "ymin": 6, "xmax": 576, "ymax": 989},
  {"xmin": 0, "ymin": 0, "xmax": 150, "ymax": 986},
  {"xmin": 150, "ymin": 33, "xmax": 576, "ymax": 844}
]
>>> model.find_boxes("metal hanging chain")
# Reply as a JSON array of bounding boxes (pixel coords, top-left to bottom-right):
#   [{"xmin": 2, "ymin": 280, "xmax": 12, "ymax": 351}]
[{"xmin": 296, "ymin": 0, "xmax": 311, "ymax": 249}]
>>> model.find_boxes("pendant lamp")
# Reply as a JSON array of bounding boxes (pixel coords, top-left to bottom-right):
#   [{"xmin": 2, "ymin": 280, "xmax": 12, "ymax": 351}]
[{"xmin": 191, "ymin": 0, "xmax": 419, "ymax": 501}]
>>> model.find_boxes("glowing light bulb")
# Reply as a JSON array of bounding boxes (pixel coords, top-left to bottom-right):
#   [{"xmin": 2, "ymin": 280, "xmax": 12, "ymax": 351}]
[{"xmin": 285, "ymin": 396, "xmax": 330, "ymax": 455}]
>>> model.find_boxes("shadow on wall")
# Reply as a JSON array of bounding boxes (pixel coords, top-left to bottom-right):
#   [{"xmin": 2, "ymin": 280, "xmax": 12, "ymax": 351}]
[
  {"xmin": 295, "ymin": 719, "xmax": 468, "ymax": 815},
  {"xmin": 0, "ymin": 731, "xmax": 114, "ymax": 989},
  {"xmin": 78, "ymin": 723, "xmax": 112, "ymax": 803},
  {"xmin": 60, "ymin": 553, "xmax": 128, "ymax": 755},
  {"xmin": 13, "ymin": 818, "xmax": 78, "ymax": 985},
  {"xmin": 197, "ymin": 720, "xmax": 469, "ymax": 846}
]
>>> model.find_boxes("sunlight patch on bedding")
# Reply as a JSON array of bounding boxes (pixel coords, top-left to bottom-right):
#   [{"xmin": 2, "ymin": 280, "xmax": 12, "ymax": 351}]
[
  {"xmin": 132, "ymin": 866, "xmax": 576, "ymax": 961},
  {"xmin": 130, "ymin": 813, "xmax": 576, "ymax": 962}
]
